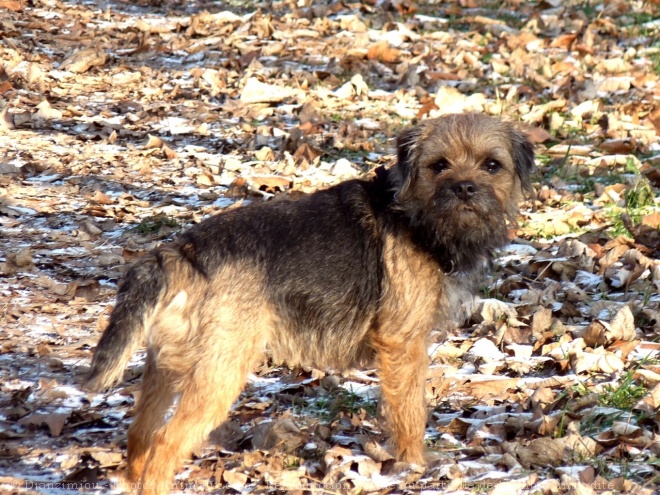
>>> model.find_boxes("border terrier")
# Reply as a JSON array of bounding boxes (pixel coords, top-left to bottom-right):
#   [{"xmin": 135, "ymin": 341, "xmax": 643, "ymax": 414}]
[{"xmin": 86, "ymin": 113, "xmax": 534, "ymax": 494}]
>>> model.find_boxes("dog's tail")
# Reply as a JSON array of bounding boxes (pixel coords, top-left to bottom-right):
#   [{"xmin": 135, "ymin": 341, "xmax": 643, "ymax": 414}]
[{"xmin": 85, "ymin": 255, "xmax": 166, "ymax": 392}]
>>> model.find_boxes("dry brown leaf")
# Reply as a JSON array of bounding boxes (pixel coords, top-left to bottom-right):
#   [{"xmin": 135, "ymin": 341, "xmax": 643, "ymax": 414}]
[
  {"xmin": 0, "ymin": 0, "xmax": 22, "ymax": 11},
  {"xmin": 434, "ymin": 86, "xmax": 467, "ymax": 113},
  {"xmin": 223, "ymin": 470, "xmax": 248, "ymax": 490},
  {"xmin": 59, "ymin": 47, "xmax": 107, "ymax": 73},
  {"xmin": 195, "ymin": 174, "xmax": 211, "ymax": 186},
  {"xmin": 633, "ymin": 368, "xmax": 660, "ymax": 385},
  {"xmin": 425, "ymin": 71, "xmax": 461, "ymax": 82},
  {"xmin": 550, "ymin": 34, "xmax": 577, "ymax": 49},
  {"xmin": 562, "ymin": 425, "xmax": 601, "ymax": 458},
  {"xmin": 431, "ymin": 342, "xmax": 466, "ymax": 360},
  {"xmin": 599, "ymin": 138, "xmax": 634, "ymax": 154},
  {"xmin": 596, "ymin": 77, "xmax": 632, "ymax": 93},
  {"xmin": 18, "ymin": 412, "xmax": 69, "ymax": 436},
  {"xmin": 527, "ymin": 412, "xmax": 562, "ymax": 436},
  {"xmin": 249, "ymin": 174, "xmax": 291, "ymax": 193},
  {"xmin": 357, "ymin": 434, "xmax": 393, "ymax": 462},
  {"xmin": 570, "ymin": 349, "xmax": 624, "ymax": 374},
  {"xmin": 621, "ymin": 214, "xmax": 660, "ymax": 251},
  {"xmin": 598, "ymin": 240, "xmax": 633, "ymax": 272},
  {"xmin": 607, "ymin": 340, "xmax": 638, "ymax": 362},
  {"xmin": 594, "ymin": 429, "xmax": 618, "ymax": 447},
  {"xmin": 145, "ymin": 134, "xmax": 163, "ymax": 149},
  {"xmin": 642, "ymin": 213, "xmax": 660, "ymax": 229},
  {"xmin": 34, "ymin": 100, "xmax": 62, "ymax": 120},
  {"xmin": 416, "ymin": 99, "xmax": 439, "ymax": 119},
  {"xmin": 298, "ymin": 102, "xmax": 322, "ymax": 126},
  {"xmin": 162, "ymin": 144, "xmax": 178, "ymax": 160},
  {"xmin": 0, "ymin": 80, "xmax": 13, "ymax": 94},
  {"xmin": 254, "ymin": 146, "xmax": 274, "ymax": 161},
  {"xmin": 13, "ymin": 248, "xmax": 33, "ymax": 267},
  {"xmin": 504, "ymin": 437, "xmax": 568, "ymax": 467},
  {"xmin": 464, "ymin": 378, "xmax": 520, "ymax": 399},
  {"xmin": 474, "ymin": 299, "xmax": 521, "ymax": 325},
  {"xmin": 530, "ymin": 386, "xmax": 556, "ymax": 409},
  {"xmin": 582, "ymin": 320, "xmax": 608, "ymax": 347},
  {"xmin": 89, "ymin": 451, "xmax": 122, "ymax": 466},
  {"xmin": 526, "ymin": 126, "xmax": 552, "ymax": 143},
  {"xmin": 608, "ymin": 305, "xmax": 636, "ymax": 341},
  {"xmin": 584, "ymin": 306, "xmax": 636, "ymax": 347},
  {"xmin": 506, "ymin": 31, "xmax": 539, "ymax": 50},
  {"xmin": 250, "ymin": 419, "xmax": 304, "ymax": 452},
  {"xmin": 634, "ymin": 383, "xmax": 660, "ymax": 413},
  {"xmin": 437, "ymin": 416, "xmax": 471, "ymax": 436},
  {"xmin": 531, "ymin": 307, "xmax": 553, "ymax": 336},
  {"xmin": 610, "ymin": 478, "xmax": 654, "ymax": 495},
  {"xmin": 611, "ymin": 421, "xmax": 641, "ymax": 437},
  {"xmin": 367, "ymin": 40, "xmax": 401, "ymax": 63},
  {"xmin": 292, "ymin": 142, "xmax": 322, "ymax": 167},
  {"xmin": 648, "ymin": 105, "xmax": 660, "ymax": 133},
  {"xmin": 241, "ymin": 77, "xmax": 299, "ymax": 104},
  {"xmin": 88, "ymin": 190, "xmax": 113, "ymax": 205}
]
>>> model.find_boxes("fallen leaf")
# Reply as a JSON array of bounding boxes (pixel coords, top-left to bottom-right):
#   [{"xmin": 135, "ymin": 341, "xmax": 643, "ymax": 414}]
[
  {"xmin": 162, "ymin": 144, "xmax": 178, "ymax": 160},
  {"xmin": 570, "ymin": 350, "xmax": 624, "ymax": 374},
  {"xmin": 241, "ymin": 77, "xmax": 299, "ymax": 104},
  {"xmin": 526, "ymin": 126, "xmax": 553, "ymax": 143},
  {"xmin": 367, "ymin": 40, "xmax": 401, "ymax": 63},
  {"xmin": 34, "ymin": 100, "xmax": 62, "ymax": 120},
  {"xmin": 59, "ymin": 47, "xmax": 107, "ymax": 73},
  {"xmin": 504, "ymin": 437, "xmax": 567, "ymax": 467},
  {"xmin": 18, "ymin": 412, "xmax": 69, "ymax": 436},
  {"xmin": 145, "ymin": 135, "xmax": 163, "ymax": 149},
  {"xmin": 0, "ymin": 0, "xmax": 22, "ymax": 11}
]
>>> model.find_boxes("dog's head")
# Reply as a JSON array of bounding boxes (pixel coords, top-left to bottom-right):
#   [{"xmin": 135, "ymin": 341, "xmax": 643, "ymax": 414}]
[{"xmin": 392, "ymin": 113, "xmax": 535, "ymax": 271}]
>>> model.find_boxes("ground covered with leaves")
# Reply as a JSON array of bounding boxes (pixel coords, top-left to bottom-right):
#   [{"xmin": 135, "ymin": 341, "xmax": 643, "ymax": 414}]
[{"xmin": 1, "ymin": 0, "xmax": 660, "ymax": 493}]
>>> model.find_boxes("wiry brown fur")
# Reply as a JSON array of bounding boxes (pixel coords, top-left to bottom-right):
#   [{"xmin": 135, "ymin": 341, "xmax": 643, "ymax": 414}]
[{"xmin": 85, "ymin": 113, "xmax": 535, "ymax": 495}]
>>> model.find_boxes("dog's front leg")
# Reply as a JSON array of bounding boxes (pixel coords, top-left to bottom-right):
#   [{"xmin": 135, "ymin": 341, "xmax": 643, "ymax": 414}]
[{"xmin": 373, "ymin": 332, "xmax": 429, "ymax": 465}]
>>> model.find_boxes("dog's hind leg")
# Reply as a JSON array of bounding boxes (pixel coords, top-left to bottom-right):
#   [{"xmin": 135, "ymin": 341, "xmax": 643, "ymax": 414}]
[
  {"xmin": 125, "ymin": 349, "xmax": 175, "ymax": 484},
  {"xmin": 139, "ymin": 310, "xmax": 269, "ymax": 494}
]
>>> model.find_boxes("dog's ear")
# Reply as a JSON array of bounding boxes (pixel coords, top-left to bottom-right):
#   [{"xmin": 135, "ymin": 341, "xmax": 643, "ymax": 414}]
[
  {"xmin": 510, "ymin": 129, "xmax": 536, "ymax": 194},
  {"xmin": 395, "ymin": 124, "xmax": 423, "ymax": 196}
]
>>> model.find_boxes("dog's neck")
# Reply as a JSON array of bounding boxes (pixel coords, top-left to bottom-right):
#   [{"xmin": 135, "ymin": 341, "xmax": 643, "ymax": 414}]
[
  {"xmin": 372, "ymin": 166, "xmax": 501, "ymax": 276},
  {"xmin": 409, "ymin": 219, "xmax": 496, "ymax": 276}
]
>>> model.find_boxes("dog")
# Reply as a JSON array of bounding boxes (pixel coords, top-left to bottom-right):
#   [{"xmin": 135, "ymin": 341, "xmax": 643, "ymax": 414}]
[{"xmin": 85, "ymin": 113, "xmax": 535, "ymax": 494}]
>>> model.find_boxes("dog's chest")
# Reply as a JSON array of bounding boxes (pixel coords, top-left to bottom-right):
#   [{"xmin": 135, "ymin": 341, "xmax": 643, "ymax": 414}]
[{"xmin": 434, "ymin": 273, "xmax": 476, "ymax": 329}]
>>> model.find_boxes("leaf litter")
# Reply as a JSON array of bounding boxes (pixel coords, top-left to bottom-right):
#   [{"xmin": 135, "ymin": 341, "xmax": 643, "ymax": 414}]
[{"xmin": 1, "ymin": 0, "xmax": 659, "ymax": 494}]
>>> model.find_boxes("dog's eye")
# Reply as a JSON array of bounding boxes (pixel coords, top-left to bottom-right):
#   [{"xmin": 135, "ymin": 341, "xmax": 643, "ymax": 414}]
[
  {"xmin": 430, "ymin": 159, "xmax": 449, "ymax": 173},
  {"xmin": 484, "ymin": 159, "xmax": 502, "ymax": 173}
]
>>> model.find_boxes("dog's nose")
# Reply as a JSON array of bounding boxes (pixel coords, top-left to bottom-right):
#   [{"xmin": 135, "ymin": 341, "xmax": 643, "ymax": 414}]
[{"xmin": 451, "ymin": 181, "xmax": 477, "ymax": 201}]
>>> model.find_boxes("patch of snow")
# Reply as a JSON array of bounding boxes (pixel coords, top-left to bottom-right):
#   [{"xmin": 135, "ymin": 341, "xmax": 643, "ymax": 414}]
[
  {"xmin": 574, "ymin": 270, "xmax": 604, "ymax": 290},
  {"xmin": 503, "ymin": 243, "xmax": 538, "ymax": 256},
  {"xmin": 339, "ymin": 381, "xmax": 379, "ymax": 399}
]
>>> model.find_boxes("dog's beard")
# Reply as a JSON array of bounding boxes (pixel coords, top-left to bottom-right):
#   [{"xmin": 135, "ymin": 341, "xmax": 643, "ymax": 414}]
[
  {"xmin": 432, "ymin": 184, "xmax": 508, "ymax": 234},
  {"xmin": 402, "ymin": 184, "xmax": 510, "ymax": 274}
]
